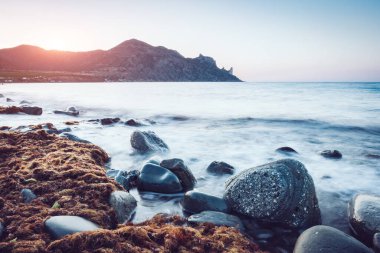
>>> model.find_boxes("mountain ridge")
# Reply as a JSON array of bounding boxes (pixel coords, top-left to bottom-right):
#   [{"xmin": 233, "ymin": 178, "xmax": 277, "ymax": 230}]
[{"xmin": 0, "ymin": 39, "xmax": 241, "ymax": 82}]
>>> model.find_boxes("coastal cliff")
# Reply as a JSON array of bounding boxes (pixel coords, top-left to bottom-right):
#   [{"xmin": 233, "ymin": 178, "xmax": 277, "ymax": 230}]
[{"xmin": 0, "ymin": 39, "xmax": 241, "ymax": 82}]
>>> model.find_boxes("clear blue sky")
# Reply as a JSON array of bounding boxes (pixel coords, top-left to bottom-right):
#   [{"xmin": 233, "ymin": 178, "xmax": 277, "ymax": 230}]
[{"xmin": 1, "ymin": 0, "xmax": 380, "ymax": 81}]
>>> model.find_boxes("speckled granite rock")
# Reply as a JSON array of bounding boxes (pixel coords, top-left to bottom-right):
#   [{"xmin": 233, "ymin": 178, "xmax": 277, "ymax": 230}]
[
  {"xmin": 130, "ymin": 130, "xmax": 169, "ymax": 153},
  {"xmin": 224, "ymin": 159, "xmax": 321, "ymax": 228}
]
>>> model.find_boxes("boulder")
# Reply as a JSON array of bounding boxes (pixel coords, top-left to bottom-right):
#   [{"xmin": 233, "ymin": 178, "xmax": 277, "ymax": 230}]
[
  {"xmin": 45, "ymin": 216, "xmax": 99, "ymax": 239},
  {"xmin": 53, "ymin": 106, "xmax": 79, "ymax": 116},
  {"xmin": 137, "ymin": 163, "xmax": 183, "ymax": 193},
  {"xmin": 130, "ymin": 131, "xmax": 169, "ymax": 153},
  {"xmin": 46, "ymin": 127, "xmax": 71, "ymax": 135},
  {"xmin": 206, "ymin": 161, "xmax": 235, "ymax": 175},
  {"xmin": 374, "ymin": 233, "xmax": 380, "ymax": 253},
  {"xmin": 109, "ymin": 191, "xmax": 137, "ymax": 224},
  {"xmin": 60, "ymin": 133, "xmax": 91, "ymax": 144},
  {"xmin": 21, "ymin": 106, "xmax": 43, "ymax": 115},
  {"xmin": 188, "ymin": 211, "xmax": 244, "ymax": 231},
  {"xmin": 114, "ymin": 170, "xmax": 140, "ymax": 191},
  {"xmin": 276, "ymin": 146, "xmax": 298, "ymax": 154},
  {"xmin": 101, "ymin": 118, "xmax": 120, "ymax": 125},
  {"xmin": 348, "ymin": 194, "xmax": 380, "ymax": 244},
  {"xmin": 125, "ymin": 119, "xmax": 145, "ymax": 127},
  {"xmin": 320, "ymin": 150, "xmax": 342, "ymax": 159},
  {"xmin": 160, "ymin": 158, "xmax": 196, "ymax": 191},
  {"xmin": 6, "ymin": 98, "xmax": 14, "ymax": 102},
  {"xmin": 21, "ymin": 188, "xmax": 37, "ymax": 203},
  {"xmin": 294, "ymin": 225, "xmax": 372, "ymax": 253},
  {"xmin": 224, "ymin": 159, "xmax": 321, "ymax": 228},
  {"xmin": 182, "ymin": 190, "xmax": 229, "ymax": 214}
]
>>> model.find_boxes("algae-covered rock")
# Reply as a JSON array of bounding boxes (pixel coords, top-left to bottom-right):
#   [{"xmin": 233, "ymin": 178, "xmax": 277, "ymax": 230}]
[{"xmin": 109, "ymin": 191, "xmax": 137, "ymax": 224}]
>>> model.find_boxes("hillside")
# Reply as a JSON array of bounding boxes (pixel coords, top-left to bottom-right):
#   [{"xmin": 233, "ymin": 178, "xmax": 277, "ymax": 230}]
[{"xmin": 0, "ymin": 39, "xmax": 241, "ymax": 82}]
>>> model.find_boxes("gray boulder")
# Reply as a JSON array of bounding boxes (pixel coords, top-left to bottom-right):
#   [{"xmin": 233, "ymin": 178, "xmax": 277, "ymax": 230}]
[
  {"xmin": 21, "ymin": 106, "xmax": 43, "ymax": 115},
  {"xmin": 182, "ymin": 190, "xmax": 229, "ymax": 214},
  {"xmin": 45, "ymin": 216, "xmax": 99, "ymax": 239},
  {"xmin": 224, "ymin": 159, "xmax": 320, "ymax": 228},
  {"xmin": 320, "ymin": 150, "xmax": 342, "ymax": 159},
  {"xmin": 21, "ymin": 188, "xmax": 37, "ymax": 203},
  {"xmin": 276, "ymin": 146, "xmax": 298, "ymax": 154},
  {"xmin": 53, "ymin": 106, "xmax": 79, "ymax": 116},
  {"xmin": 137, "ymin": 163, "xmax": 183, "ymax": 193},
  {"xmin": 206, "ymin": 161, "xmax": 235, "ymax": 175},
  {"xmin": 101, "ymin": 118, "xmax": 120, "ymax": 125},
  {"xmin": 294, "ymin": 225, "xmax": 372, "ymax": 253},
  {"xmin": 160, "ymin": 158, "xmax": 196, "ymax": 191},
  {"xmin": 6, "ymin": 98, "xmax": 14, "ymax": 102},
  {"xmin": 188, "ymin": 211, "xmax": 244, "ymax": 231},
  {"xmin": 349, "ymin": 194, "xmax": 380, "ymax": 244},
  {"xmin": 109, "ymin": 191, "xmax": 137, "ymax": 224},
  {"xmin": 60, "ymin": 133, "xmax": 91, "ymax": 144},
  {"xmin": 130, "ymin": 131, "xmax": 169, "ymax": 154}
]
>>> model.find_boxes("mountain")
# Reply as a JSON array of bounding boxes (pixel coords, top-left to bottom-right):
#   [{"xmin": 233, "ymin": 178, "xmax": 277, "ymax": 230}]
[{"xmin": 0, "ymin": 39, "xmax": 241, "ymax": 82}]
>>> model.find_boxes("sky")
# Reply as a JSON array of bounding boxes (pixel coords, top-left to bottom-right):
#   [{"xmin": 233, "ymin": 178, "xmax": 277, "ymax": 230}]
[{"xmin": 0, "ymin": 0, "xmax": 380, "ymax": 82}]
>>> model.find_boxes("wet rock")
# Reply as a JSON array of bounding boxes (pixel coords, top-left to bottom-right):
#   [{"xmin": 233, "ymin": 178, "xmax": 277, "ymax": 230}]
[
  {"xmin": 224, "ymin": 159, "xmax": 321, "ymax": 228},
  {"xmin": 294, "ymin": 225, "xmax": 372, "ymax": 253},
  {"xmin": 0, "ymin": 94, "xmax": 3, "ymax": 98},
  {"xmin": 0, "ymin": 126, "xmax": 11, "ymax": 131},
  {"xmin": 101, "ymin": 118, "xmax": 120, "ymax": 125},
  {"xmin": 182, "ymin": 190, "xmax": 230, "ymax": 214},
  {"xmin": 348, "ymin": 194, "xmax": 380, "ymax": 244},
  {"xmin": 374, "ymin": 233, "xmax": 380, "ymax": 253},
  {"xmin": 45, "ymin": 216, "xmax": 99, "ymax": 239},
  {"xmin": 137, "ymin": 163, "xmax": 182, "ymax": 193},
  {"xmin": 6, "ymin": 98, "xmax": 14, "ymax": 102},
  {"xmin": 0, "ymin": 222, "xmax": 4, "ymax": 238},
  {"xmin": 60, "ymin": 133, "xmax": 91, "ymax": 143},
  {"xmin": 109, "ymin": 191, "xmax": 137, "ymax": 224},
  {"xmin": 125, "ymin": 119, "xmax": 145, "ymax": 127},
  {"xmin": 46, "ymin": 127, "xmax": 71, "ymax": 135},
  {"xmin": 20, "ymin": 100, "xmax": 32, "ymax": 104},
  {"xmin": 21, "ymin": 106, "xmax": 43, "ymax": 115},
  {"xmin": 251, "ymin": 228, "xmax": 275, "ymax": 240},
  {"xmin": 130, "ymin": 130, "xmax": 169, "ymax": 154},
  {"xmin": 188, "ymin": 211, "xmax": 244, "ymax": 231},
  {"xmin": 21, "ymin": 188, "xmax": 37, "ymax": 203},
  {"xmin": 115, "ymin": 170, "xmax": 140, "ymax": 191},
  {"xmin": 53, "ymin": 106, "xmax": 79, "ymax": 116},
  {"xmin": 276, "ymin": 146, "xmax": 298, "ymax": 154},
  {"xmin": 206, "ymin": 161, "xmax": 235, "ymax": 175},
  {"xmin": 64, "ymin": 121, "xmax": 79, "ymax": 125},
  {"xmin": 160, "ymin": 158, "xmax": 196, "ymax": 191},
  {"xmin": 366, "ymin": 154, "xmax": 380, "ymax": 160},
  {"xmin": 320, "ymin": 150, "xmax": 342, "ymax": 159}
]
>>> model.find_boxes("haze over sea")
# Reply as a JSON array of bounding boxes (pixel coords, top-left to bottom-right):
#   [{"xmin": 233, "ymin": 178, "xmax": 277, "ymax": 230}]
[{"xmin": 1, "ymin": 82, "xmax": 380, "ymax": 223}]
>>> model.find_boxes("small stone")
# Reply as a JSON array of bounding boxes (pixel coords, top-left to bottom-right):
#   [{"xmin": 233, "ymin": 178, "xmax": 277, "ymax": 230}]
[
  {"xmin": 251, "ymin": 228, "xmax": 275, "ymax": 240},
  {"xmin": 101, "ymin": 118, "xmax": 120, "ymax": 125},
  {"xmin": 294, "ymin": 225, "xmax": 372, "ymax": 253},
  {"xmin": 374, "ymin": 233, "xmax": 380, "ymax": 253},
  {"xmin": 53, "ymin": 106, "xmax": 79, "ymax": 116},
  {"xmin": 125, "ymin": 119, "xmax": 145, "ymax": 127},
  {"xmin": 21, "ymin": 188, "xmax": 37, "ymax": 203},
  {"xmin": 6, "ymin": 98, "xmax": 14, "ymax": 102},
  {"xmin": 19, "ymin": 100, "xmax": 32, "ymax": 104},
  {"xmin": 206, "ymin": 161, "xmax": 235, "ymax": 175},
  {"xmin": 21, "ymin": 106, "xmax": 43, "ymax": 115},
  {"xmin": 45, "ymin": 216, "xmax": 99, "ymax": 239},
  {"xmin": 115, "ymin": 170, "xmax": 140, "ymax": 191},
  {"xmin": 160, "ymin": 158, "xmax": 196, "ymax": 191},
  {"xmin": 0, "ymin": 94, "xmax": 4, "ymax": 98},
  {"xmin": 188, "ymin": 211, "xmax": 245, "ymax": 231},
  {"xmin": 348, "ymin": 194, "xmax": 380, "ymax": 244},
  {"xmin": 182, "ymin": 191, "xmax": 229, "ymax": 214},
  {"xmin": 320, "ymin": 150, "xmax": 342, "ymax": 159},
  {"xmin": 0, "ymin": 222, "xmax": 4, "ymax": 238},
  {"xmin": 60, "ymin": 133, "xmax": 91, "ymax": 143},
  {"xmin": 276, "ymin": 146, "xmax": 298, "ymax": 154},
  {"xmin": 137, "ymin": 163, "xmax": 183, "ymax": 193},
  {"xmin": 130, "ymin": 130, "xmax": 169, "ymax": 154},
  {"xmin": 109, "ymin": 191, "xmax": 137, "ymax": 224}
]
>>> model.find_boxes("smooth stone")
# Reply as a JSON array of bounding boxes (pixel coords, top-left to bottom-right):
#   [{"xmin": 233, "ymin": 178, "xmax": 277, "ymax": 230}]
[
  {"xmin": 19, "ymin": 100, "xmax": 32, "ymax": 104},
  {"xmin": 130, "ymin": 130, "xmax": 169, "ymax": 154},
  {"xmin": 21, "ymin": 106, "xmax": 43, "ymax": 115},
  {"xmin": 125, "ymin": 119, "xmax": 145, "ymax": 127},
  {"xmin": 206, "ymin": 161, "xmax": 235, "ymax": 175},
  {"xmin": 60, "ymin": 133, "xmax": 91, "ymax": 144},
  {"xmin": 348, "ymin": 194, "xmax": 380, "ymax": 244},
  {"xmin": 45, "ymin": 216, "xmax": 99, "ymax": 239},
  {"xmin": 224, "ymin": 159, "xmax": 321, "ymax": 228},
  {"xmin": 182, "ymin": 190, "xmax": 229, "ymax": 214},
  {"xmin": 374, "ymin": 233, "xmax": 380, "ymax": 253},
  {"xmin": 46, "ymin": 127, "xmax": 71, "ymax": 135},
  {"xmin": 53, "ymin": 106, "xmax": 79, "ymax": 116},
  {"xmin": 0, "ymin": 222, "xmax": 4, "ymax": 238},
  {"xmin": 101, "ymin": 118, "xmax": 120, "ymax": 125},
  {"xmin": 109, "ymin": 191, "xmax": 137, "ymax": 224},
  {"xmin": 320, "ymin": 150, "xmax": 342, "ymax": 159},
  {"xmin": 188, "ymin": 211, "xmax": 244, "ymax": 231},
  {"xmin": 294, "ymin": 225, "xmax": 372, "ymax": 253},
  {"xmin": 160, "ymin": 158, "xmax": 196, "ymax": 191},
  {"xmin": 21, "ymin": 188, "xmax": 37, "ymax": 203},
  {"xmin": 137, "ymin": 163, "xmax": 183, "ymax": 193},
  {"xmin": 0, "ymin": 94, "xmax": 4, "ymax": 98},
  {"xmin": 251, "ymin": 228, "xmax": 275, "ymax": 240},
  {"xmin": 6, "ymin": 98, "xmax": 14, "ymax": 102},
  {"xmin": 276, "ymin": 146, "xmax": 298, "ymax": 154},
  {"xmin": 115, "ymin": 170, "xmax": 140, "ymax": 191}
]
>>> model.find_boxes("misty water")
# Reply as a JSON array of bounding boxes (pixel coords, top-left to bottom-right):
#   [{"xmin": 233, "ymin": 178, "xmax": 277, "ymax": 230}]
[{"xmin": 1, "ymin": 82, "xmax": 379, "ymax": 227}]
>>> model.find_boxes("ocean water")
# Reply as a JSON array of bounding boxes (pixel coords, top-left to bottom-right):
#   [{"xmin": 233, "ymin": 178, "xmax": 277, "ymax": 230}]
[{"xmin": 1, "ymin": 82, "xmax": 380, "ymax": 225}]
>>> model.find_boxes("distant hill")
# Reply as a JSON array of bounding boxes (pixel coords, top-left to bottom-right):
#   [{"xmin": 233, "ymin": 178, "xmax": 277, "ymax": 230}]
[{"xmin": 0, "ymin": 39, "xmax": 241, "ymax": 82}]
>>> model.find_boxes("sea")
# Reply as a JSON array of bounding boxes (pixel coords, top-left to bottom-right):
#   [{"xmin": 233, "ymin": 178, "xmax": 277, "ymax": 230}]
[{"xmin": 1, "ymin": 82, "xmax": 379, "ymax": 228}]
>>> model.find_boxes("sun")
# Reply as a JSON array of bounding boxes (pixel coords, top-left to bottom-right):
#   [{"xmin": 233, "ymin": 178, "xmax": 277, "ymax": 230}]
[{"xmin": 41, "ymin": 38, "xmax": 71, "ymax": 51}]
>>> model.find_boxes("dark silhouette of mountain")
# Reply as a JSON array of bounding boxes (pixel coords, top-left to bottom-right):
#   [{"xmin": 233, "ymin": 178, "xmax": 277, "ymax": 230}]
[{"xmin": 0, "ymin": 39, "xmax": 241, "ymax": 82}]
